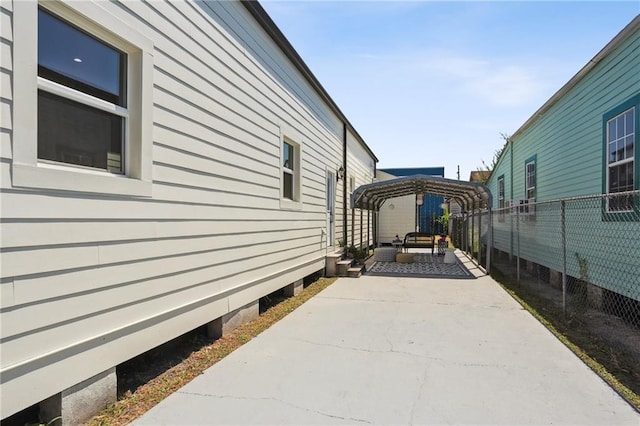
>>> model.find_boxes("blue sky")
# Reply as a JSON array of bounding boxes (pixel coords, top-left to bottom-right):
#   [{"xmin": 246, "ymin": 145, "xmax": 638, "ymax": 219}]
[{"xmin": 260, "ymin": 1, "xmax": 640, "ymax": 180}]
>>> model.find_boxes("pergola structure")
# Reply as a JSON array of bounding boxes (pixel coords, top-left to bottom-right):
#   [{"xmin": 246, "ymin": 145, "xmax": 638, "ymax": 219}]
[{"xmin": 350, "ymin": 174, "xmax": 493, "ymax": 273}]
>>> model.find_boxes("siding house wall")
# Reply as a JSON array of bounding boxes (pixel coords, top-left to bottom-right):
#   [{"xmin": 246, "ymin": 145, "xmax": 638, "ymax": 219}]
[
  {"xmin": 0, "ymin": 0, "xmax": 376, "ymax": 418},
  {"xmin": 486, "ymin": 16, "xmax": 640, "ymax": 301},
  {"xmin": 346, "ymin": 130, "xmax": 376, "ymax": 248}
]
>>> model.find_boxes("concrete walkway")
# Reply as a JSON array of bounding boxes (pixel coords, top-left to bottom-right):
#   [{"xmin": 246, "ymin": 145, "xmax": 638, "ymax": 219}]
[{"xmin": 135, "ymin": 275, "xmax": 639, "ymax": 425}]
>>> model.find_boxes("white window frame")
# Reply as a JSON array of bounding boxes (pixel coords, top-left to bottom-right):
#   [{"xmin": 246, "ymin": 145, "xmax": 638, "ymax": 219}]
[
  {"xmin": 605, "ymin": 106, "xmax": 635, "ymax": 213},
  {"xmin": 525, "ymin": 161, "xmax": 535, "ymax": 200},
  {"xmin": 497, "ymin": 176, "xmax": 505, "ymax": 209},
  {"xmin": 282, "ymin": 140, "xmax": 295, "ymax": 199},
  {"xmin": 12, "ymin": 1, "xmax": 153, "ymax": 197},
  {"xmin": 497, "ymin": 175, "xmax": 505, "ymax": 222},
  {"xmin": 279, "ymin": 125, "xmax": 302, "ymax": 210}
]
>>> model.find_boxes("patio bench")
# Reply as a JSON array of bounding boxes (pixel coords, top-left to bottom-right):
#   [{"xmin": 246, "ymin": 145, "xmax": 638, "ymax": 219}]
[{"xmin": 403, "ymin": 232, "xmax": 435, "ymax": 255}]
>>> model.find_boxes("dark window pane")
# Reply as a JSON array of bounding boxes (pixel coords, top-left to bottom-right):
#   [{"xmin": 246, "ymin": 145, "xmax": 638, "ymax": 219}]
[
  {"xmin": 617, "ymin": 116, "xmax": 625, "ymax": 139},
  {"xmin": 625, "ymin": 109, "xmax": 635, "ymax": 135},
  {"xmin": 608, "ymin": 120, "xmax": 616, "ymax": 141},
  {"xmin": 625, "ymin": 162, "xmax": 634, "ymax": 190},
  {"xmin": 625, "ymin": 135, "xmax": 634, "ymax": 159},
  {"xmin": 615, "ymin": 141, "xmax": 625, "ymax": 162},
  {"xmin": 283, "ymin": 142, "xmax": 293, "ymax": 169},
  {"xmin": 609, "ymin": 163, "xmax": 634, "ymax": 193},
  {"xmin": 38, "ymin": 90, "xmax": 123, "ymax": 172},
  {"xmin": 609, "ymin": 142, "xmax": 616, "ymax": 163},
  {"xmin": 283, "ymin": 171, "xmax": 293, "ymax": 199},
  {"xmin": 609, "ymin": 167, "xmax": 619, "ymax": 191},
  {"xmin": 38, "ymin": 9, "xmax": 125, "ymax": 106}
]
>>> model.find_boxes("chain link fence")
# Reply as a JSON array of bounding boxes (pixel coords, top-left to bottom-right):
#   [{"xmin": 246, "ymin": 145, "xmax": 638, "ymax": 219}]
[{"xmin": 452, "ymin": 191, "xmax": 640, "ymax": 394}]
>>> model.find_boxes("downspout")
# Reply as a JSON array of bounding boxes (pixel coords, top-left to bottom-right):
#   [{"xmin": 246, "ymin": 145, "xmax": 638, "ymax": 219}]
[
  {"xmin": 342, "ymin": 123, "xmax": 348, "ymax": 246},
  {"xmin": 373, "ymin": 162, "xmax": 378, "ymax": 247}
]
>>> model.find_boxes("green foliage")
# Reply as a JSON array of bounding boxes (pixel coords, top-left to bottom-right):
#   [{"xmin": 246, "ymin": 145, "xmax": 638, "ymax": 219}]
[
  {"xmin": 347, "ymin": 245, "xmax": 369, "ymax": 263},
  {"xmin": 436, "ymin": 205, "xmax": 450, "ymax": 235}
]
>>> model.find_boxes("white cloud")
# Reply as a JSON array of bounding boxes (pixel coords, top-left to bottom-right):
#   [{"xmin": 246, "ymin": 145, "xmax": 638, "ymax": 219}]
[{"xmin": 417, "ymin": 50, "xmax": 545, "ymax": 106}]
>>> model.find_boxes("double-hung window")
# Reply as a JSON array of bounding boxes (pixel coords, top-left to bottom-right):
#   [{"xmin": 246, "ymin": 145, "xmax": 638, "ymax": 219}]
[
  {"xmin": 12, "ymin": 1, "xmax": 152, "ymax": 196},
  {"xmin": 525, "ymin": 159, "xmax": 536, "ymax": 200},
  {"xmin": 497, "ymin": 175, "xmax": 505, "ymax": 221},
  {"xmin": 278, "ymin": 125, "xmax": 302, "ymax": 209},
  {"xmin": 282, "ymin": 141, "xmax": 295, "ymax": 200},
  {"xmin": 38, "ymin": 8, "xmax": 126, "ymax": 173},
  {"xmin": 605, "ymin": 104, "xmax": 635, "ymax": 212},
  {"xmin": 518, "ymin": 156, "xmax": 536, "ymax": 216}
]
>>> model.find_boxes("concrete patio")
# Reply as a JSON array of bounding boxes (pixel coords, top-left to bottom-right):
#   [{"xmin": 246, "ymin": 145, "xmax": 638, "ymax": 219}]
[{"xmin": 135, "ymin": 272, "xmax": 638, "ymax": 425}]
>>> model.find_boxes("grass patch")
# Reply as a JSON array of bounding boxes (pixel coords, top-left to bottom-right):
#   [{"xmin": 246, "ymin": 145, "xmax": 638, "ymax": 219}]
[
  {"xmin": 87, "ymin": 276, "xmax": 337, "ymax": 426},
  {"xmin": 490, "ymin": 267, "xmax": 640, "ymax": 411}
]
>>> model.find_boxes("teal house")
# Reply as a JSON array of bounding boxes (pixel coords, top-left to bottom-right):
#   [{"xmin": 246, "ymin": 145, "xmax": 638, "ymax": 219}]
[{"xmin": 485, "ymin": 15, "xmax": 640, "ymax": 308}]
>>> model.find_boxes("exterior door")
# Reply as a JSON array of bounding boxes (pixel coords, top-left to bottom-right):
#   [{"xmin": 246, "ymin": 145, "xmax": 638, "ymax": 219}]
[{"xmin": 326, "ymin": 171, "xmax": 336, "ymax": 247}]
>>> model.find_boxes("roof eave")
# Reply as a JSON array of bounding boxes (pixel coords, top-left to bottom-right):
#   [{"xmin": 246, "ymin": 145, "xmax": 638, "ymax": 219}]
[{"xmin": 240, "ymin": 1, "xmax": 378, "ymax": 163}]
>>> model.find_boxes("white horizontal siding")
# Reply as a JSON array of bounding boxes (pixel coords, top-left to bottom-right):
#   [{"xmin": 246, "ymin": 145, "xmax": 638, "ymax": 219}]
[
  {"xmin": 0, "ymin": 5, "xmax": 12, "ymax": 163},
  {"xmin": 0, "ymin": 0, "xmax": 374, "ymax": 418},
  {"xmin": 346, "ymin": 130, "xmax": 375, "ymax": 247}
]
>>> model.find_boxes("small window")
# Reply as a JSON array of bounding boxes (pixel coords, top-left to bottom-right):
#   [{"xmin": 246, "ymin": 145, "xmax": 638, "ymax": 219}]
[
  {"xmin": 520, "ymin": 156, "xmax": 536, "ymax": 217},
  {"xmin": 525, "ymin": 159, "xmax": 536, "ymax": 200},
  {"xmin": 606, "ymin": 107, "xmax": 635, "ymax": 212},
  {"xmin": 497, "ymin": 175, "xmax": 505, "ymax": 222},
  {"xmin": 349, "ymin": 176, "xmax": 355, "ymax": 194},
  {"xmin": 282, "ymin": 141, "xmax": 295, "ymax": 200},
  {"xmin": 38, "ymin": 8, "xmax": 127, "ymax": 173}
]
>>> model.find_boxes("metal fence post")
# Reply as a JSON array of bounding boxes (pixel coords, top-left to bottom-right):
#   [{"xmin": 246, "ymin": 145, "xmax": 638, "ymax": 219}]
[
  {"xmin": 478, "ymin": 209, "xmax": 482, "ymax": 266},
  {"xmin": 360, "ymin": 209, "xmax": 363, "ymax": 249},
  {"xmin": 471, "ymin": 209, "xmax": 475, "ymax": 259},
  {"xmin": 486, "ymin": 208, "xmax": 492, "ymax": 274},
  {"xmin": 509, "ymin": 204, "xmax": 514, "ymax": 261},
  {"xmin": 516, "ymin": 204, "xmax": 520, "ymax": 284},
  {"xmin": 561, "ymin": 199, "xmax": 567, "ymax": 314}
]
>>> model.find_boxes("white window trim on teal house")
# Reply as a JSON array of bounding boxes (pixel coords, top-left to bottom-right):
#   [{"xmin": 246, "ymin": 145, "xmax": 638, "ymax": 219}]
[
  {"xmin": 603, "ymin": 94, "xmax": 638, "ymax": 215},
  {"xmin": 12, "ymin": 1, "xmax": 153, "ymax": 197},
  {"xmin": 279, "ymin": 124, "xmax": 302, "ymax": 210},
  {"xmin": 525, "ymin": 157, "xmax": 536, "ymax": 200},
  {"xmin": 518, "ymin": 155, "xmax": 536, "ymax": 216},
  {"xmin": 497, "ymin": 174, "xmax": 505, "ymax": 221}
]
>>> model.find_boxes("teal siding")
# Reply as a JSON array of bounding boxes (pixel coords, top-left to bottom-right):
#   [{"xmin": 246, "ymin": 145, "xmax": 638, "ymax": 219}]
[
  {"xmin": 488, "ymin": 142, "xmax": 513, "ymax": 254},
  {"xmin": 486, "ymin": 20, "xmax": 640, "ymax": 301}
]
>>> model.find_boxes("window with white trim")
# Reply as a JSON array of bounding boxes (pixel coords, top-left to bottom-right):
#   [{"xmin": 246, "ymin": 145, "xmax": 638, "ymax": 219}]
[
  {"xmin": 525, "ymin": 160, "xmax": 535, "ymax": 200},
  {"xmin": 12, "ymin": 1, "xmax": 153, "ymax": 196},
  {"xmin": 280, "ymin": 136, "xmax": 302, "ymax": 207},
  {"xmin": 38, "ymin": 8, "xmax": 126, "ymax": 173},
  {"xmin": 282, "ymin": 140, "xmax": 295, "ymax": 200},
  {"xmin": 497, "ymin": 175, "xmax": 505, "ymax": 222},
  {"xmin": 606, "ymin": 106, "xmax": 635, "ymax": 212},
  {"xmin": 497, "ymin": 175, "xmax": 505, "ymax": 208}
]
